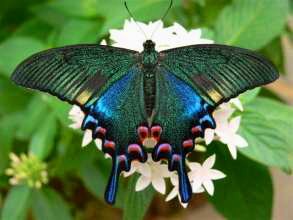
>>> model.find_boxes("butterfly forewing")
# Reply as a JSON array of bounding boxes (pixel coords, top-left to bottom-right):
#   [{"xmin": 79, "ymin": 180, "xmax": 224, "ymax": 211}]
[
  {"xmin": 11, "ymin": 44, "xmax": 139, "ymax": 106},
  {"xmin": 160, "ymin": 44, "xmax": 279, "ymax": 107}
]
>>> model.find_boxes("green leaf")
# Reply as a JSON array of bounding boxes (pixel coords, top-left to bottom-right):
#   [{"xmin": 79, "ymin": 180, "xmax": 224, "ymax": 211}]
[
  {"xmin": 215, "ymin": 0, "xmax": 289, "ymax": 50},
  {"xmin": 78, "ymin": 147, "xmax": 125, "ymax": 208},
  {"xmin": 193, "ymin": 0, "xmax": 206, "ymax": 7},
  {"xmin": 51, "ymin": 129, "xmax": 83, "ymax": 176},
  {"xmin": 79, "ymin": 154, "xmax": 110, "ymax": 200},
  {"xmin": 17, "ymin": 96, "xmax": 48, "ymax": 140},
  {"xmin": 0, "ymin": 76, "xmax": 32, "ymax": 114},
  {"xmin": 208, "ymin": 143, "xmax": 273, "ymax": 220},
  {"xmin": 29, "ymin": 113, "xmax": 57, "ymax": 160},
  {"xmin": 30, "ymin": 3, "xmax": 68, "ymax": 28},
  {"xmin": 42, "ymin": 95, "xmax": 71, "ymax": 127},
  {"xmin": 99, "ymin": 0, "xmax": 181, "ymax": 36},
  {"xmin": 0, "ymin": 37, "xmax": 46, "ymax": 76},
  {"xmin": 239, "ymin": 88, "xmax": 261, "ymax": 104},
  {"xmin": 0, "ymin": 113, "xmax": 22, "ymax": 173},
  {"xmin": 201, "ymin": 28, "xmax": 215, "ymax": 40},
  {"xmin": 239, "ymin": 97, "xmax": 293, "ymax": 173},
  {"xmin": 37, "ymin": 0, "xmax": 99, "ymax": 19},
  {"xmin": 12, "ymin": 19, "xmax": 53, "ymax": 42},
  {"xmin": 260, "ymin": 37, "xmax": 284, "ymax": 71},
  {"xmin": 1, "ymin": 185, "xmax": 32, "ymax": 220},
  {"xmin": 32, "ymin": 188, "xmax": 73, "ymax": 220},
  {"xmin": 56, "ymin": 19, "xmax": 101, "ymax": 46},
  {"xmin": 123, "ymin": 175, "xmax": 155, "ymax": 220},
  {"xmin": 199, "ymin": 0, "xmax": 231, "ymax": 27}
]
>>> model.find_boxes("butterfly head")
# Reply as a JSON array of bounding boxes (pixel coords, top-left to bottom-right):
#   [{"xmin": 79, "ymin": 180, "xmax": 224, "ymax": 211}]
[{"xmin": 143, "ymin": 40, "xmax": 156, "ymax": 52}]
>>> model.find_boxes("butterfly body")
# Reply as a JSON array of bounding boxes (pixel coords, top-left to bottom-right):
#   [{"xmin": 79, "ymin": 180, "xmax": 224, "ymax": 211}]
[{"xmin": 11, "ymin": 38, "xmax": 279, "ymax": 205}]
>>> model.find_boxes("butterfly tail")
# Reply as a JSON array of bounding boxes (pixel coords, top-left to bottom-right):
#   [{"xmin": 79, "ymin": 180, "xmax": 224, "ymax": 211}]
[
  {"xmin": 105, "ymin": 154, "xmax": 130, "ymax": 204},
  {"xmin": 169, "ymin": 154, "xmax": 192, "ymax": 203},
  {"xmin": 105, "ymin": 158, "xmax": 120, "ymax": 204}
]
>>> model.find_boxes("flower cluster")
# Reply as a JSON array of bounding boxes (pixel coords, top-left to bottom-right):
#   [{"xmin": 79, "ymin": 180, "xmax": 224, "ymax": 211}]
[
  {"xmin": 68, "ymin": 19, "xmax": 248, "ymax": 207},
  {"xmin": 5, "ymin": 153, "xmax": 48, "ymax": 189}
]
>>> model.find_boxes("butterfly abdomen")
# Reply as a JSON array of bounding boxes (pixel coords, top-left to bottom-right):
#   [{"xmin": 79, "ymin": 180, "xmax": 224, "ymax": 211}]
[
  {"xmin": 140, "ymin": 40, "xmax": 160, "ymax": 117},
  {"xmin": 143, "ymin": 69, "xmax": 156, "ymax": 117}
]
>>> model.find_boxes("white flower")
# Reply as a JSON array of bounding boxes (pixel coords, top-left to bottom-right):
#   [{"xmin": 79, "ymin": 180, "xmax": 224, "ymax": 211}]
[
  {"xmin": 188, "ymin": 154, "xmax": 226, "ymax": 195},
  {"xmin": 204, "ymin": 98, "xmax": 248, "ymax": 159},
  {"xmin": 68, "ymin": 105, "xmax": 102, "ymax": 150},
  {"xmin": 81, "ymin": 129, "xmax": 93, "ymax": 147},
  {"xmin": 124, "ymin": 155, "xmax": 170, "ymax": 194},
  {"xmin": 216, "ymin": 116, "xmax": 248, "ymax": 159},
  {"xmin": 204, "ymin": 103, "xmax": 235, "ymax": 145},
  {"xmin": 109, "ymin": 19, "xmax": 213, "ymax": 52},
  {"xmin": 230, "ymin": 98, "xmax": 244, "ymax": 112},
  {"xmin": 165, "ymin": 173, "xmax": 204, "ymax": 208},
  {"xmin": 68, "ymin": 105, "xmax": 84, "ymax": 129}
]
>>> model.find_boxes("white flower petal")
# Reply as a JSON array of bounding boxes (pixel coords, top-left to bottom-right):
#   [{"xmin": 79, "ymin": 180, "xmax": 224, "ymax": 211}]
[
  {"xmin": 94, "ymin": 139, "xmax": 102, "ymax": 150},
  {"xmin": 137, "ymin": 163, "xmax": 151, "ymax": 177},
  {"xmin": 100, "ymin": 39, "xmax": 107, "ymax": 45},
  {"xmin": 235, "ymin": 135, "xmax": 249, "ymax": 148},
  {"xmin": 152, "ymin": 177, "xmax": 166, "ymax": 194},
  {"xmin": 104, "ymin": 153, "xmax": 111, "ymax": 159},
  {"xmin": 170, "ymin": 173, "xmax": 178, "ymax": 186},
  {"xmin": 231, "ymin": 98, "xmax": 244, "ymax": 111},
  {"xmin": 180, "ymin": 201, "xmax": 188, "ymax": 208},
  {"xmin": 81, "ymin": 129, "xmax": 92, "ymax": 147},
  {"xmin": 188, "ymin": 162, "xmax": 201, "ymax": 171},
  {"xmin": 194, "ymin": 144, "xmax": 207, "ymax": 152},
  {"xmin": 191, "ymin": 179, "xmax": 202, "ymax": 193},
  {"xmin": 123, "ymin": 161, "xmax": 138, "ymax": 177},
  {"xmin": 209, "ymin": 169, "xmax": 226, "ymax": 180},
  {"xmin": 230, "ymin": 116, "xmax": 241, "ymax": 133},
  {"xmin": 203, "ymin": 179, "xmax": 214, "ymax": 195},
  {"xmin": 69, "ymin": 105, "xmax": 83, "ymax": 117},
  {"xmin": 203, "ymin": 154, "xmax": 216, "ymax": 169},
  {"xmin": 165, "ymin": 186, "xmax": 178, "ymax": 201},
  {"xmin": 68, "ymin": 105, "xmax": 84, "ymax": 129},
  {"xmin": 227, "ymin": 142, "xmax": 238, "ymax": 159},
  {"xmin": 204, "ymin": 129, "xmax": 215, "ymax": 145},
  {"xmin": 194, "ymin": 186, "xmax": 205, "ymax": 193},
  {"xmin": 135, "ymin": 175, "xmax": 151, "ymax": 191},
  {"xmin": 214, "ymin": 108, "xmax": 234, "ymax": 125},
  {"xmin": 160, "ymin": 164, "xmax": 171, "ymax": 178},
  {"xmin": 69, "ymin": 122, "xmax": 82, "ymax": 129}
]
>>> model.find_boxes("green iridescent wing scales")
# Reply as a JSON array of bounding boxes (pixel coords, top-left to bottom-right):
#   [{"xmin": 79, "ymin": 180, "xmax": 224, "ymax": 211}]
[
  {"xmin": 11, "ymin": 44, "xmax": 139, "ymax": 106},
  {"xmin": 160, "ymin": 44, "xmax": 279, "ymax": 107}
]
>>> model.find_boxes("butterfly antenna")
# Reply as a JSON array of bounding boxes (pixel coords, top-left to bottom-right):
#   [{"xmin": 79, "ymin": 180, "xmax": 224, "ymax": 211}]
[
  {"xmin": 124, "ymin": 1, "xmax": 148, "ymax": 40},
  {"xmin": 150, "ymin": 0, "xmax": 173, "ymax": 39}
]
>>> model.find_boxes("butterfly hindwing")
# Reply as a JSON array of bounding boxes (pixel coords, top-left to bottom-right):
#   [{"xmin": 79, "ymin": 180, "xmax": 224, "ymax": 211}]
[
  {"xmin": 11, "ymin": 44, "xmax": 139, "ymax": 106},
  {"xmin": 151, "ymin": 67, "xmax": 215, "ymax": 202},
  {"xmin": 160, "ymin": 44, "xmax": 279, "ymax": 107},
  {"xmin": 81, "ymin": 65, "xmax": 148, "ymax": 204}
]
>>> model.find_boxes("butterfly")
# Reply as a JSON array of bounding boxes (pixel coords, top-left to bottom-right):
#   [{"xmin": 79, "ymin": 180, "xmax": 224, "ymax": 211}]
[{"xmin": 11, "ymin": 38, "xmax": 278, "ymax": 204}]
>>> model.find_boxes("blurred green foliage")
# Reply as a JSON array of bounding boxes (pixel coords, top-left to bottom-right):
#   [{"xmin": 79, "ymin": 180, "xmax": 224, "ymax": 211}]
[{"xmin": 0, "ymin": 0, "xmax": 292, "ymax": 219}]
